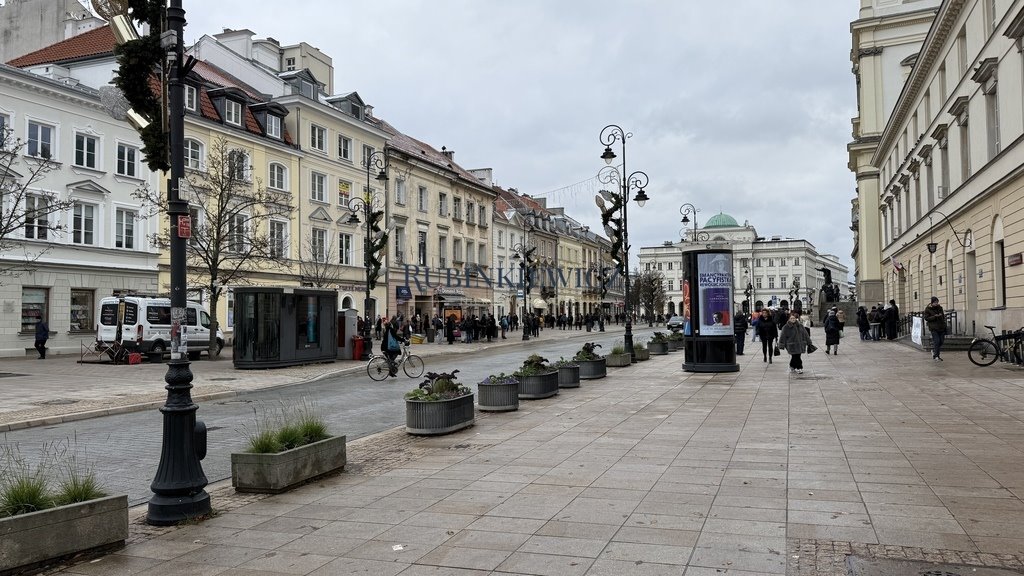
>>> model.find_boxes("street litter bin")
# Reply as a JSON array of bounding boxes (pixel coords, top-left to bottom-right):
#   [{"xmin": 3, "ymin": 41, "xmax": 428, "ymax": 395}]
[
  {"xmin": 427, "ymin": 328, "xmax": 436, "ymax": 343},
  {"xmin": 351, "ymin": 335, "xmax": 364, "ymax": 361}
]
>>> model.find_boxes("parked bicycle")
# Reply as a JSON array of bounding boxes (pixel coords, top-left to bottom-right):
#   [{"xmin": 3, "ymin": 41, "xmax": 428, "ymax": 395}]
[
  {"xmin": 367, "ymin": 341, "xmax": 425, "ymax": 381},
  {"xmin": 967, "ymin": 325, "xmax": 1024, "ymax": 366}
]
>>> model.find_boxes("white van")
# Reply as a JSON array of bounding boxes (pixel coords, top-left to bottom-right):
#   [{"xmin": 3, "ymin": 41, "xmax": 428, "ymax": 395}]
[{"xmin": 96, "ymin": 295, "xmax": 224, "ymax": 359}]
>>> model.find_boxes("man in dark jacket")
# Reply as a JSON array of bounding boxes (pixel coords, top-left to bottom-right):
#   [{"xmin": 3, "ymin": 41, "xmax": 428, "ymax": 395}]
[
  {"xmin": 733, "ymin": 310, "xmax": 748, "ymax": 355},
  {"xmin": 34, "ymin": 319, "xmax": 49, "ymax": 359},
  {"xmin": 923, "ymin": 296, "xmax": 946, "ymax": 361}
]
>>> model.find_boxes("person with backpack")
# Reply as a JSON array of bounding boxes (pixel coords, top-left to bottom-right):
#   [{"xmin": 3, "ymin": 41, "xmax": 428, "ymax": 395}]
[
  {"xmin": 380, "ymin": 316, "xmax": 406, "ymax": 376},
  {"xmin": 500, "ymin": 314, "xmax": 508, "ymax": 339}
]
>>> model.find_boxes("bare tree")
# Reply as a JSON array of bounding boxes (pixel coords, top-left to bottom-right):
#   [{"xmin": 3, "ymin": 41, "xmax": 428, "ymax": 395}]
[
  {"xmin": 134, "ymin": 137, "xmax": 294, "ymax": 357},
  {"xmin": 631, "ymin": 269, "xmax": 666, "ymax": 326},
  {"xmin": 0, "ymin": 128, "xmax": 75, "ymax": 282},
  {"xmin": 298, "ymin": 231, "xmax": 346, "ymax": 288}
]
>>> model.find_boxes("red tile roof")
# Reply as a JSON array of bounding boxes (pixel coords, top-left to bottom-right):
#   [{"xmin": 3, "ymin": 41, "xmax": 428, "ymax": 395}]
[
  {"xmin": 373, "ymin": 117, "xmax": 490, "ymax": 193},
  {"xmin": 7, "ymin": 25, "xmax": 115, "ymax": 67}
]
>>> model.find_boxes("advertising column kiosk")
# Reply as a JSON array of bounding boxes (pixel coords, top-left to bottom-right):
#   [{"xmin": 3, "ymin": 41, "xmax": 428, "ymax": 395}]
[{"xmin": 680, "ymin": 247, "xmax": 739, "ymax": 373}]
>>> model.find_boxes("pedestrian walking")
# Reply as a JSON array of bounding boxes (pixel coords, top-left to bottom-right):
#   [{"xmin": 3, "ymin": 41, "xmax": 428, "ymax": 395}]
[
  {"xmin": 756, "ymin": 309, "xmax": 778, "ymax": 364},
  {"xmin": 856, "ymin": 306, "xmax": 870, "ymax": 340},
  {"xmin": 823, "ymin": 307, "xmax": 841, "ymax": 355},
  {"xmin": 923, "ymin": 296, "xmax": 947, "ymax": 361},
  {"xmin": 34, "ymin": 319, "xmax": 49, "ymax": 359},
  {"xmin": 445, "ymin": 314, "xmax": 456, "ymax": 345},
  {"xmin": 751, "ymin": 311, "xmax": 760, "ymax": 342},
  {"xmin": 733, "ymin": 309, "xmax": 748, "ymax": 356},
  {"xmin": 869, "ymin": 305, "xmax": 882, "ymax": 341},
  {"xmin": 885, "ymin": 299, "xmax": 899, "ymax": 340},
  {"xmin": 778, "ymin": 310, "xmax": 813, "ymax": 374}
]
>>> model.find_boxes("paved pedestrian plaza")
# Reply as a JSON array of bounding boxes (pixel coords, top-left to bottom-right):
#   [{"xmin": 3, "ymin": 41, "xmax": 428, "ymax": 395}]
[{"xmin": 14, "ymin": 330, "xmax": 1024, "ymax": 575}]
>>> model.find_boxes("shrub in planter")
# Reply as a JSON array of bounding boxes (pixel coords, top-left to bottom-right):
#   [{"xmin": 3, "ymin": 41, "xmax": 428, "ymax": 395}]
[
  {"xmin": 406, "ymin": 370, "xmax": 475, "ymax": 435},
  {"xmin": 649, "ymin": 332, "xmax": 669, "ymax": 355},
  {"xmin": 633, "ymin": 342, "xmax": 650, "ymax": 361},
  {"xmin": 232, "ymin": 401, "xmax": 346, "ymax": 493},
  {"xmin": 477, "ymin": 373, "xmax": 519, "ymax": 412},
  {"xmin": 574, "ymin": 342, "xmax": 607, "ymax": 379},
  {"xmin": 514, "ymin": 355, "xmax": 559, "ymax": 399},
  {"xmin": 553, "ymin": 357, "xmax": 580, "ymax": 388},
  {"xmin": 606, "ymin": 344, "xmax": 632, "ymax": 367},
  {"xmin": 0, "ymin": 441, "xmax": 127, "ymax": 575},
  {"xmin": 668, "ymin": 331, "xmax": 684, "ymax": 350}
]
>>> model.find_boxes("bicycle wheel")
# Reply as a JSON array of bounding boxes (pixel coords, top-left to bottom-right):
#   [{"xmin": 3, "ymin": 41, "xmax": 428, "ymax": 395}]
[
  {"xmin": 1011, "ymin": 339, "xmax": 1024, "ymax": 366},
  {"xmin": 968, "ymin": 339, "xmax": 999, "ymax": 366},
  {"xmin": 403, "ymin": 354, "xmax": 425, "ymax": 378},
  {"xmin": 367, "ymin": 356, "xmax": 391, "ymax": 381}
]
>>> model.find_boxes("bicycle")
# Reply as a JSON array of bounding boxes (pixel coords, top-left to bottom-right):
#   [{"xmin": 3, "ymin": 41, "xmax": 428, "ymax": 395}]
[
  {"xmin": 967, "ymin": 325, "xmax": 1024, "ymax": 367},
  {"xmin": 367, "ymin": 341, "xmax": 425, "ymax": 381}
]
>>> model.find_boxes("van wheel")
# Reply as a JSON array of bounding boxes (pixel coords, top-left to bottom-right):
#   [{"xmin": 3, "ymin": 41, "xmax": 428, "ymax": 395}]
[
  {"xmin": 187, "ymin": 351, "xmax": 201, "ymax": 361},
  {"xmin": 216, "ymin": 339, "xmax": 224, "ymax": 355},
  {"xmin": 152, "ymin": 341, "xmax": 166, "ymax": 354}
]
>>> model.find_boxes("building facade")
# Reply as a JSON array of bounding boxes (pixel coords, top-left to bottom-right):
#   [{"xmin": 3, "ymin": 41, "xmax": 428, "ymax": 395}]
[
  {"xmin": 872, "ymin": 0, "xmax": 1024, "ymax": 334},
  {"xmin": 849, "ymin": 0, "xmax": 942, "ymax": 304}
]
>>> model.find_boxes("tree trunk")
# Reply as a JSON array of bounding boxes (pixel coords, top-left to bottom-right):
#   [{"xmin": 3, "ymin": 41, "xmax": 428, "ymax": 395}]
[{"xmin": 208, "ymin": 289, "xmax": 220, "ymax": 359}]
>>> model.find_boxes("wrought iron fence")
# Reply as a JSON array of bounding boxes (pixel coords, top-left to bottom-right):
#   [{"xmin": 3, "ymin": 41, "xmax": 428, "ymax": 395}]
[{"xmin": 897, "ymin": 309, "xmax": 960, "ymax": 337}]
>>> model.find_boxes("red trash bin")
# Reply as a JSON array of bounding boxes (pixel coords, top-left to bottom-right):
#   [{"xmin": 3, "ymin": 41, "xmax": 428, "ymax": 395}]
[{"xmin": 351, "ymin": 336, "xmax": 364, "ymax": 361}]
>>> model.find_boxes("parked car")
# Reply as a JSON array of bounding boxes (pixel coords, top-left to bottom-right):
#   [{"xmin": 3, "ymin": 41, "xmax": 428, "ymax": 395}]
[
  {"xmin": 96, "ymin": 295, "xmax": 224, "ymax": 360},
  {"xmin": 667, "ymin": 316, "xmax": 686, "ymax": 332}
]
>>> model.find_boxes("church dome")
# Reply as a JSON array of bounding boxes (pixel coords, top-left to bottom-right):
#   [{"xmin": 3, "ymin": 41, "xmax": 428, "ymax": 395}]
[{"xmin": 704, "ymin": 212, "xmax": 739, "ymax": 228}]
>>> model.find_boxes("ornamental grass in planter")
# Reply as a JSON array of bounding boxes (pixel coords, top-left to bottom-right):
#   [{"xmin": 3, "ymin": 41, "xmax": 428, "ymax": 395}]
[
  {"xmin": 514, "ymin": 355, "xmax": 559, "ymax": 399},
  {"xmin": 477, "ymin": 373, "xmax": 519, "ymax": 412},
  {"xmin": 406, "ymin": 370, "xmax": 475, "ymax": 435},
  {"xmin": 648, "ymin": 332, "xmax": 669, "ymax": 355},
  {"xmin": 668, "ymin": 331, "xmax": 684, "ymax": 350},
  {"xmin": 606, "ymin": 344, "xmax": 633, "ymax": 367},
  {"xmin": 0, "ymin": 441, "xmax": 127, "ymax": 575},
  {"xmin": 553, "ymin": 358, "xmax": 580, "ymax": 388},
  {"xmin": 232, "ymin": 400, "xmax": 346, "ymax": 493},
  {"xmin": 574, "ymin": 342, "xmax": 607, "ymax": 379},
  {"xmin": 633, "ymin": 342, "xmax": 650, "ymax": 361}
]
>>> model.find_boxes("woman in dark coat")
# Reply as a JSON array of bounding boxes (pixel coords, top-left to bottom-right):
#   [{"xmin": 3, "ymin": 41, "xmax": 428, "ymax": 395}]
[
  {"xmin": 445, "ymin": 314, "xmax": 456, "ymax": 345},
  {"xmin": 884, "ymin": 299, "xmax": 899, "ymax": 340},
  {"xmin": 856, "ymin": 306, "xmax": 870, "ymax": 340},
  {"xmin": 756, "ymin": 309, "xmax": 778, "ymax": 364},
  {"xmin": 823, "ymin": 308, "xmax": 841, "ymax": 355}
]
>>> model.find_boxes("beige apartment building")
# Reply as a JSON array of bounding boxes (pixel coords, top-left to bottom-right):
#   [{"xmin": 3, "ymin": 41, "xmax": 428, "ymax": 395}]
[
  {"xmin": 872, "ymin": 0, "xmax": 1024, "ymax": 334},
  {"xmin": 849, "ymin": 0, "xmax": 942, "ymax": 304}
]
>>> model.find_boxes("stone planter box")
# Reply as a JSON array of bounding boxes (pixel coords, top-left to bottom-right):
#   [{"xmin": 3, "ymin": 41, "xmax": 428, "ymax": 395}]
[
  {"xmin": 634, "ymin": 348, "xmax": 650, "ymax": 361},
  {"xmin": 605, "ymin": 352, "xmax": 632, "ymax": 367},
  {"xmin": 478, "ymin": 382, "xmax": 519, "ymax": 412},
  {"xmin": 518, "ymin": 371, "xmax": 559, "ymax": 399},
  {"xmin": 577, "ymin": 358, "xmax": 606, "ymax": 379},
  {"xmin": 667, "ymin": 339, "xmax": 683, "ymax": 351},
  {"xmin": 0, "ymin": 494, "xmax": 128, "ymax": 575},
  {"xmin": 406, "ymin": 394, "xmax": 475, "ymax": 435},
  {"xmin": 648, "ymin": 341, "xmax": 669, "ymax": 355},
  {"xmin": 557, "ymin": 365, "xmax": 580, "ymax": 388},
  {"xmin": 232, "ymin": 435, "xmax": 347, "ymax": 493}
]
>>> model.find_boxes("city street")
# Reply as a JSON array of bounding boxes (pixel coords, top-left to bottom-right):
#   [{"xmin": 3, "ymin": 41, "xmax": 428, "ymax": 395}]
[{"xmin": 0, "ymin": 326, "xmax": 649, "ymax": 505}]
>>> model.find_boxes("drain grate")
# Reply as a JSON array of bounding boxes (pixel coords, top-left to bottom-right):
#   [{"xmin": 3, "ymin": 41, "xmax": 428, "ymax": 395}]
[{"xmin": 847, "ymin": 556, "xmax": 1021, "ymax": 576}]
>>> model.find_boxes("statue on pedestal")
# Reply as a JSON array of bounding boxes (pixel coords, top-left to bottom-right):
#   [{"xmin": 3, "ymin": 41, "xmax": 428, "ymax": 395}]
[{"xmin": 817, "ymin": 266, "xmax": 840, "ymax": 303}]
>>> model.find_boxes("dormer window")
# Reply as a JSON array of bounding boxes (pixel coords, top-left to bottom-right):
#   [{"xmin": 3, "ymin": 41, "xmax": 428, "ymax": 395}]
[
  {"xmin": 184, "ymin": 85, "xmax": 197, "ymax": 112},
  {"xmin": 225, "ymin": 100, "xmax": 242, "ymax": 126},
  {"xmin": 266, "ymin": 115, "xmax": 281, "ymax": 139},
  {"xmin": 349, "ymin": 102, "xmax": 362, "ymax": 120}
]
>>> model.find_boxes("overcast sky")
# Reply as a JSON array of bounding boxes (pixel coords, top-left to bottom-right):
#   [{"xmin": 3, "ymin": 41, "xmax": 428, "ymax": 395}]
[{"xmin": 184, "ymin": 1, "xmax": 861, "ymax": 278}]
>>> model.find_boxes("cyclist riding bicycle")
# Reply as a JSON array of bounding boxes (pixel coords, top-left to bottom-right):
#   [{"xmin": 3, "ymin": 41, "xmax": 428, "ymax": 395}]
[{"xmin": 381, "ymin": 315, "xmax": 408, "ymax": 376}]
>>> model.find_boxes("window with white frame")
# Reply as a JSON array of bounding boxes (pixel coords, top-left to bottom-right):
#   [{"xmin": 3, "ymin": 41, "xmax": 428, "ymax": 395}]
[
  {"xmin": 24, "ymin": 195, "xmax": 49, "ymax": 239},
  {"xmin": 310, "ymin": 124, "xmax": 326, "ymax": 151},
  {"xmin": 438, "ymin": 192, "xmax": 448, "ymax": 216},
  {"xmin": 227, "ymin": 149, "xmax": 249, "ymax": 181},
  {"xmin": 310, "ymin": 171, "xmax": 326, "ymax": 202},
  {"xmin": 418, "ymin": 231, "xmax": 427, "ymax": 266},
  {"xmin": 361, "ymin": 144, "xmax": 374, "ymax": 167},
  {"xmin": 184, "ymin": 85, "xmax": 197, "ymax": 111},
  {"xmin": 269, "ymin": 219, "xmax": 287, "ymax": 258},
  {"xmin": 768, "ymin": 276, "xmax": 776, "ymax": 289},
  {"xmin": 338, "ymin": 135, "xmax": 351, "ymax": 160},
  {"xmin": 74, "ymin": 133, "xmax": 98, "ymax": 169},
  {"xmin": 780, "ymin": 275, "xmax": 787, "ymax": 287},
  {"xmin": 227, "ymin": 213, "xmax": 246, "ymax": 252},
  {"xmin": 225, "ymin": 100, "xmax": 242, "ymax": 126},
  {"xmin": 498, "ymin": 230, "xmax": 504, "ymax": 247},
  {"xmin": 466, "ymin": 241, "xmax": 475, "ymax": 264},
  {"xmin": 338, "ymin": 232, "xmax": 352, "ymax": 265},
  {"xmin": 0, "ymin": 113, "xmax": 9, "ymax": 142},
  {"xmin": 116, "ymin": 143, "xmax": 138, "ymax": 178},
  {"xmin": 453, "ymin": 238, "xmax": 462, "ymax": 262},
  {"xmin": 27, "ymin": 121, "xmax": 54, "ymax": 158},
  {"xmin": 793, "ymin": 257, "xmax": 799, "ymax": 265},
  {"xmin": 21, "ymin": 287, "xmax": 47, "ymax": 333},
  {"xmin": 266, "ymin": 115, "xmax": 281, "ymax": 139},
  {"xmin": 115, "ymin": 208, "xmax": 135, "ymax": 249},
  {"xmin": 479, "ymin": 205, "xmax": 486, "ymax": 226},
  {"xmin": 394, "ymin": 226, "xmax": 405, "ymax": 262},
  {"xmin": 478, "ymin": 244, "xmax": 486, "ymax": 266},
  {"xmin": 269, "ymin": 162, "xmax": 287, "ymax": 190},
  {"xmin": 311, "ymin": 227, "xmax": 327, "ymax": 262},
  {"xmin": 395, "ymin": 178, "xmax": 406, "ymax": 205},
  {"xmin": 184, "ymin": 138, "xmax": 203, "ymax": 169},
  {"xmin": 338, "ymin": 179, "xmax": 351, "ymax": 206},
  {"xmin": 453, "ymin": 197, "xmax": 462, "ymax": 220},
  {"xmin": 467, "ymin": 201, "xmax": 475, "ymax": 224},
  {"xmin": 72, "ymin": 202, "xmax": 95, "ymax": 245},
  {"xmin": 439, "ymin": 236, "xmax": 447, "ymax": 267},
  {"xmin": 417, "ymin": 185, "xmax": 428, "ymax": 212},
  {"xmin": 756, "ymin": 277, "xmax": 762, "ymax": 289},
  {"xmin": 984, "ymin": 78, "xmax": 999, "ymax": 159}
]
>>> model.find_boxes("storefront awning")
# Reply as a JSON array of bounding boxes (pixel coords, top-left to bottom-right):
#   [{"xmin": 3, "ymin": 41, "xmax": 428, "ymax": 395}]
[{"xmin": 532, "ymin": 298, "xmax": 547, "ymax": 309}]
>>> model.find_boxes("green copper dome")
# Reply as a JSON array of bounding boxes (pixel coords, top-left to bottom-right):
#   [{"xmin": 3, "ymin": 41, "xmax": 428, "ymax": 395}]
[{"xmin": 704, "ymin": 212, "xmax": 739, "ymax": 228}]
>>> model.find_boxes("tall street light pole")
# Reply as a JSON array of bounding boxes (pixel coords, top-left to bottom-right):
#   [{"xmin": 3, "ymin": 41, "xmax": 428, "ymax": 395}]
[
  {"xmin": 348, "ymin": 150, "xmax": 388, "ymax": 355},
  {"xmin": 599, "ymin": 125, "xmax": 650, "ymax": 363},
  {"xmin": 679, "ymin": 203, "xmax": 709, "ymax": 243},
  {"xmin": 147, "ymin": 0, "xmax": 210, "ymax": 525}
]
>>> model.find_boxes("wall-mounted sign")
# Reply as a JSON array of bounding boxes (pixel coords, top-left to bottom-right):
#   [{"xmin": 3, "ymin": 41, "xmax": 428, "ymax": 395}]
[{"xmin": 1008, "ymin": 253, "xmax": 1023, "ymax": 266}]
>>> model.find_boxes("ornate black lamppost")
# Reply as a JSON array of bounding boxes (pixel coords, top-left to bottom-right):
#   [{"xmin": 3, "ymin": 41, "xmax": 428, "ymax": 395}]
[
  {"xmin": 511, "ymin": 242, "xmax": 531, "ymax": 341},
  {"xmin": 679, "ymin": 203, "xmax": 710, "ymax": 243},
  {"xmin": 598, "ymin": 125, "xmax": 650, "ymax": 362},
  {"xmin": 347, "ymin": 151, "xmax": 388, "ymax": 353}
]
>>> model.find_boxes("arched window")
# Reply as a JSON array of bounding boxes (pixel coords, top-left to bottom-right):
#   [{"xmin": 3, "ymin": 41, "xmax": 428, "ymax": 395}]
[
  {"xmin": 269, "ymin": 162, "xmax": 288, "ymax": 190},
  {"xmin": 184, "ymin": 138, "xmax": 204, "ymax": 170}
]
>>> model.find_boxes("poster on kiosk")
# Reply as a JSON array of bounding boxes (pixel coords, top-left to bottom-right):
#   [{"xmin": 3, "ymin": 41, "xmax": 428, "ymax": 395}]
[
  {"xmin": 697, "ymin": 252, "xmax": 733, "ymax": 336},
  {"xmin": 680, "ymin": 247, "xmax": 739, "ymax": 373}
]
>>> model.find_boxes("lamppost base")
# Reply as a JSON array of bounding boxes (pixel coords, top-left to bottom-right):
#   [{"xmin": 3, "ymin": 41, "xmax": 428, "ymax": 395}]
[{"xmin": 147, "ymin": 491, "xmax": 211, "ymax": 526}]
